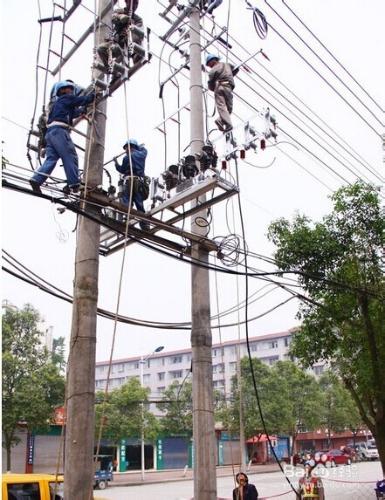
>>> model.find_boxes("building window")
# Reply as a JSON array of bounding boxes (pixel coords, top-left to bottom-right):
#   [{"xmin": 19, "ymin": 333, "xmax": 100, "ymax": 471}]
[
  {"xmin": 143, "ymin": 374, "xmax": 151, "ymax": 384},
  {"xmin": 157, "ymin": 386, "xmax": 165, "ymax": 394},
  {"xmin": 213, "ymin": 379, "xmax": 225, "ymax": 388},
  {"xmin": 260, "ymin": 356, "xmax": 279, "ymax": 366},
  {"xmin": 250, "ymin": 343, "xmax": 258, "ymax": 352},
  {"xmin": 268, "ymin": 340, "xmax": 278, "ymax": 349},
  {"xmin": 97, "ymin": 365, "xmax": 105, "ymax": 374},
  {"xmin": 170, "ymin": 356, "xmax": 183, "ymax": 364},
  {"xmin": 117, "ymin": 363, "xmax": 124, "ymax": 372},
  {"xmin": 158, "ymin": 372, "xmax": 165, "ymax": 381},
  {"xmin": 212, "ymin": 348, "xmax": 224, "ymax": 358},
  {"xmin": 170, "ymin": 370, "xmax": 183, "ymax": 379},
  {"xmin": 229, "ymin": 362, "xmax": 237, "ymax": 373},
  {"xmin": 134, "ymin": 362, "xmax": 139, "ymax": 370},
  {"xmin": 284, "ymin": 337, "xmax": 291, "ymax": 347},
  {"xmin": 213, "ymin": 363, "xmax": 224, "ymax": 374}
]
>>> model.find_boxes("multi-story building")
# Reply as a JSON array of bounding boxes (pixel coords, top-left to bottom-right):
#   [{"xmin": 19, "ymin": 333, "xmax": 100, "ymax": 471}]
[{"xmin": 95, "ymin": 328, "xmax": 325, "ymax": 397}]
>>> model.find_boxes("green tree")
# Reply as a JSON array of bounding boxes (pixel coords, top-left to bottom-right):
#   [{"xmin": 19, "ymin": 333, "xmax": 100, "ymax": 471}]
[
  {"xmin": 156, "ymin": 381, "xmax": 193, "ymax": 436},
  {"xmin": 225, "ymin": 359, "xmax": 291, "ymax": 442},
  {"xmin": 52, "ymin": 336, "xmax": 66, "ymax": 372},
  {"xmin": 95, "ymin": 378, "xmax": 159, "ymax": 446},
  {"xmin": 268, "ymin": 181, "xmax": 385, "ymax": 472},
  {"xmin": 271, "ymin": 361, "xmax": 323, "ymax": 455},
  {"xmin": 2, "ymin": 304, "xmax": 65, "ymax": 471},
  {"xmin": 319, "ymin": 371, "xmax": 362, "ymax": 447}
]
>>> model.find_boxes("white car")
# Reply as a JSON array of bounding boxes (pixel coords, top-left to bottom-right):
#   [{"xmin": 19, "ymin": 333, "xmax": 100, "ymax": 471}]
[{"xmin": 356, "ymin": 441, "xmax": 379, "ymax": 460}]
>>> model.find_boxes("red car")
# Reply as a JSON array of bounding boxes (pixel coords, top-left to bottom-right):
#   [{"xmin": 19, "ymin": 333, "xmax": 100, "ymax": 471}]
[{"xmin": 315, "ymin": 449, "xmax": 352, "ymax": 467}]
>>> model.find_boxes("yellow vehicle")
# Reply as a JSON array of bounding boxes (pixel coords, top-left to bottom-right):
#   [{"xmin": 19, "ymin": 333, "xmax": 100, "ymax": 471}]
[{"xmin": 1, "ymin": 473, "xmax": 64, "ymax": 500}]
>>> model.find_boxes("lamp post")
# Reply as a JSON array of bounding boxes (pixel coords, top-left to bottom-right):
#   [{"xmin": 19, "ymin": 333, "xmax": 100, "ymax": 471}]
[{"xmin": 139, "ymin": 345, "xmax": 164, "ymax": 481}]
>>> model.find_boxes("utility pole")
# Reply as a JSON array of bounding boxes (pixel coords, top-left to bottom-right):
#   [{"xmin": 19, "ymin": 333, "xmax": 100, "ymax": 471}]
[
  {"xmin": 189, "ymin": 5, "xmax": 217, "ymax": 500},
  {"xmin": 64, "ymin": 1, "xmax": 111, "ymax": 498}
]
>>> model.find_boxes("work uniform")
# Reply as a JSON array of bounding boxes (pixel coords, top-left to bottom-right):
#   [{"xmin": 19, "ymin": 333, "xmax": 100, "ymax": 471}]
[
  {"xmin": 31, "ymin": 92, "xmax": 95, "ymax": 188},
  {"xmin": 232, "ymin": 483, "xmax": 258, "ymax": 500},
  {"xmin": 97, "ymin": 6, "xmax": 144, "ymax": 68},
  {"xmin": 208, "ymin": 61, "xmax": 238, "ymax": 131},
  {"xmin": 114, "ymin": 144, "xmax": 147, "ymax": 212}
]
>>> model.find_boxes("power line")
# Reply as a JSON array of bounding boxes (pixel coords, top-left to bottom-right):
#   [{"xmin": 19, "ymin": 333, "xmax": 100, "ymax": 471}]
[
  {"xmin": 264, "ymin": 0, "xmax": 384, "ymax": 127},
  {"xmin": 266, "ymin": 21, "xmax": 382, "ymax": 138},
  {"xmin": 281, "ymin": 0, "xmax": 384, "ymax": 114}
]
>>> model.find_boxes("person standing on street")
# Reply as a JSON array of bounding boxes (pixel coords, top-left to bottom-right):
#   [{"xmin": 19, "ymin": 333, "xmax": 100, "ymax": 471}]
[{"xmin": 233, "ymin": 472, "xmax": 258, "ymax": 500}]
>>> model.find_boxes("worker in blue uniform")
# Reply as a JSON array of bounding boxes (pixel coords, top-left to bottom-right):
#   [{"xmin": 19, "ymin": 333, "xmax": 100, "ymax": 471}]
[
  {"xmin": 114, "ymin": 138, "xmax": 149, "ymax": 230},
  {"xmin": 30, "ymin": 81, "xmax": 95, "ymax": 194}
]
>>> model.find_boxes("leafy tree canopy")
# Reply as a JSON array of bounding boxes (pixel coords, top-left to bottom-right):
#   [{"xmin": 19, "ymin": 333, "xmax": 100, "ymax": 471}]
[
  {"xmin": 2, "ymin": 304, "xmax": 65, "ymax": 470},
  {"xmin": 268, "ymin": 181, "xmax": 385, "ymax": 471}
]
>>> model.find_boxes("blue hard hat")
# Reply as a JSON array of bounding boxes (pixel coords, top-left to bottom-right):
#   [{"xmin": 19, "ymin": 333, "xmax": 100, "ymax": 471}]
[
  {"xmin": 123, "ymin": 138, "xmax": 139, "ymax": 149},
  {"xmin": 205, "ymin": 53, "xmax": 220, "ymax": 65},
  {"xmin": 55, "ymin": 80, "xmax": 75, "ymax": 96}
]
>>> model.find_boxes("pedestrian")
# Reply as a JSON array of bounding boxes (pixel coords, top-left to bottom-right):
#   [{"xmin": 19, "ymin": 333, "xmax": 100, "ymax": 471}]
[
  {"xmin": 30, "ymin": 81, "xmax": 95, "ymax": 194},
  {"xmin": 97, "ymin": 0, "xmax": 144, "ymax": 76},
  {"xmin": 233, "ymin": 472, "xmax": 258, "ymax": 500},
  {"xmin": 206, "ymin": 53, "xmax": 239, "ymax": 132},
  {"xmin": 114, "ymin": 138, "xmax": 149, "ymax": 230}
]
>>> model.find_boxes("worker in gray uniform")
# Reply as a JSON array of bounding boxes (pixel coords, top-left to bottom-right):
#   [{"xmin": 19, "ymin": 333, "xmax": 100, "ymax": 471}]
[{"xmin": 206, "ymin": 53, "xmax": 239, "ymax": 132}]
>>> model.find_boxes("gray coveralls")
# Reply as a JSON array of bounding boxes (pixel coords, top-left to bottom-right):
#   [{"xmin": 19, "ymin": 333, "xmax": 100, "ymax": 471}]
[{"xmin": 208, "ymin": 61, "xmax": 236, "ymax": 131}]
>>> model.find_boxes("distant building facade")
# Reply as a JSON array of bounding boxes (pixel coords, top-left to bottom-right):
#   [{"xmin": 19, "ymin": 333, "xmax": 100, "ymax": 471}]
[{"xmin": 95, "ymin": 329, "xmax": 325, "ymax": 398}]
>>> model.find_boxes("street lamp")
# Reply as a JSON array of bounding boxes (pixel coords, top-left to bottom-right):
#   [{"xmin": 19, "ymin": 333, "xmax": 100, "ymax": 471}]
[{"xmin": 139, "ymin": 345, "xmax": 164, "ymax": 481}]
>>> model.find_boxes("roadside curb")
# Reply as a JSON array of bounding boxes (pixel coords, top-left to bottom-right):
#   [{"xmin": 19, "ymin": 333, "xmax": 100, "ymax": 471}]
[{"xmin": 107, "ymin": 466, "xmax": 280, "ymax": 488}]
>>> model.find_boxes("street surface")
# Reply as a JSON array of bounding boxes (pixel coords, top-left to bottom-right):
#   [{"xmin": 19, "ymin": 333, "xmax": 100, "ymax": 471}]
[{"xmin": 94, "ymin": 461, "xmax": 382, "ymax": 499}]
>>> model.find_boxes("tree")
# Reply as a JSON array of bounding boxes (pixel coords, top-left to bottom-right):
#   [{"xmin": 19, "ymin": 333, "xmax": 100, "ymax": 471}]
[
  {"xmin": 52, "ymin": 336, "xmax": 66, "ymax": 372},
  {"xmin": 271, "ymin": 361, "xmax": 323, "ymax": 456},
  {"xmin": 268, "ymin": 181, "xmax": 385, "ymax": 472},
  {"xmin": 95, "ymin": 378, "xmax": 159, "ymax": 446},
  {"xmin": 2, "ymin": 304, "xmax": 65, "ymax": 471},
  {"xmin": 318, "ymin": 371, "xmax": 362, "ymax": 447},
  {"xmin": 156, "ymin": 381, "xmax": 193, "ymax": 436}
]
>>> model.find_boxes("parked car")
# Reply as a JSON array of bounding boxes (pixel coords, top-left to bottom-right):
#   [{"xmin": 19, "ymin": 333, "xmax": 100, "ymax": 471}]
[
  {"xmin": 318, "ymin": 449, "xmax": 352, "ymax": 467},
  {"xmin": 356, "ymin": 441, "xmax": 379, "ymax": 461},
  {"xmin": 1, "ymin": 473, "xmax": 64, "ymax": 500}
]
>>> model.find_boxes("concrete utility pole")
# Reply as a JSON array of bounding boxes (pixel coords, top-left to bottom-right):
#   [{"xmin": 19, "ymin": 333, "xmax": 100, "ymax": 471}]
[
  {"xmin": 189, "ymin": 6, "xmax": 217, "ymax": 500},
  {"xmin": 64, "ymin": 1, "xmax": 111, "ymax": 498}
]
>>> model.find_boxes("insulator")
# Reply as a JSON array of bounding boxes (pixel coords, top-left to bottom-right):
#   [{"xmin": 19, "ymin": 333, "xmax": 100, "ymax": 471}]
[
  {"xmin": 221, "ymin": 160, "xmax": 227, "ymax": 170},
  {"xmin": 94, "ymin": 79, "xmax": 108, "ymax": 90},
  {"xmin": 130, "ymin": 25, "xmax": 145, "ymax": 39},
  {"xmin": 129, "ymin": 42, "xmax": 145, "ymax": 58},
  {"xmin": 94, "ymin": 62, "xmax": 109, "ymax": 73},
  {"xmin": 112, "ymin": 62, "xmax": 125, "ymax": 74},
  {"xmin": 260, "ymin": 138, "xmax": 266, "ymax": 150},
  {"xmin": 240, "ymin": 149, "xmax": 246, "ymax": 159},
  {"xmin": 182, "ymin": 155, "xmax": 198, "ymax": 179},
  {"xmin": 168, "ymin": 164, "xmax": 179, "ymax": 176}
]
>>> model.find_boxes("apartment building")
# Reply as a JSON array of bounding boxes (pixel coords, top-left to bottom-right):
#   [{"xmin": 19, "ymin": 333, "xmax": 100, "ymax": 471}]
[{"xmin": 95, "ymin": 328, "xmax": 324, "ymax": 397}]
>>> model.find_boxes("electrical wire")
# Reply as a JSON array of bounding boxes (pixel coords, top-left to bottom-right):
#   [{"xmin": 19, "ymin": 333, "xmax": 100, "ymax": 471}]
[
  {"xmin": 264, "ymin": 0, "xmax": 384, "ymax": 127},
  {"xmin": 281, "ymin": 0, "xmax": 384, "ymax": 114},
  {"xmin": 232, "ymin": 154, "xmax": 297, "ymax": 493}
]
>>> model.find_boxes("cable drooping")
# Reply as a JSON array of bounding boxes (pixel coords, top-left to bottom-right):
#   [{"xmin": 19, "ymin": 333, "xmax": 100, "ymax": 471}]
[
  {"xmin": 243, "ymin": 0, "xmax": 268, "ymax": 39},
  {"xmin": 232, "ymin": 154, "xmax": 297, "ymax": 493}
]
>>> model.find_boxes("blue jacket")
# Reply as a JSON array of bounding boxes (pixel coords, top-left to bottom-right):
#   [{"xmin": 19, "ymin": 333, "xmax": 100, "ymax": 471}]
[
  {"xmin": 47, "ymin": 93, "xmax": 95, "ymax": 126},
  {"xmin": 115, "ymin": 145, "xmax": 147, "ymax": 177}
]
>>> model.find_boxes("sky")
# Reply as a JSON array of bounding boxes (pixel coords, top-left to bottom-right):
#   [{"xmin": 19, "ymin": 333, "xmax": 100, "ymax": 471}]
[{"xmin": 1, "ymin": 0, "xmax": 384, "ymax": 362}]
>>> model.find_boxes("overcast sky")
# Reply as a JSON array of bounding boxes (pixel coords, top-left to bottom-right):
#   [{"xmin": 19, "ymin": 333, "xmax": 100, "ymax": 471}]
[{"xmin": 2, "ymin": 0, "xmax": 384, "ymax": 361}]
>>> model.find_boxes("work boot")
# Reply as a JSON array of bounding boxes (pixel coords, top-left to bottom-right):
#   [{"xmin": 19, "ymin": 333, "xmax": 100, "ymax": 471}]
[
  {"xmin": 29, "ymin": 179, "xmax": 42, "ymax": 194},
  {"xmin": 140, "ymin": 222, "xmax": 150, "ymax": 231},
  {"xmin": 215, "ymin": 118, "xmax": 224, "ymax": 131}
]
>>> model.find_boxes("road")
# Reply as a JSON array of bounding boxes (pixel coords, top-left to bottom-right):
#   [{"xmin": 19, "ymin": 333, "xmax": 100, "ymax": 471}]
[{"xmin": 94, "ymin": 461, "xmax": 382, "ymax": 499}]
